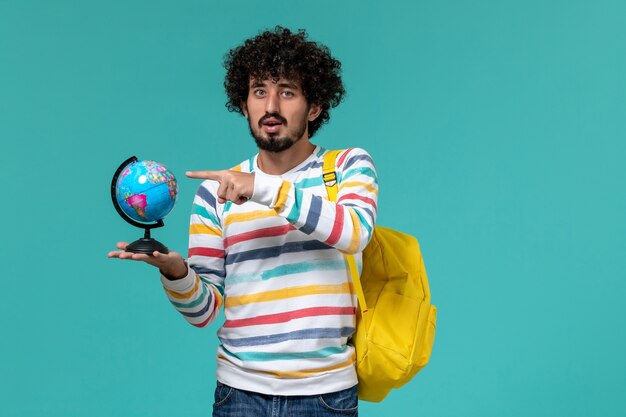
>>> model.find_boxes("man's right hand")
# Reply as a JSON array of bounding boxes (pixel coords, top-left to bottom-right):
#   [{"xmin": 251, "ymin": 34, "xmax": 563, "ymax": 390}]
[{"xmin": 108, "ymin": 242, "xmax": 188, "ymax": 280}]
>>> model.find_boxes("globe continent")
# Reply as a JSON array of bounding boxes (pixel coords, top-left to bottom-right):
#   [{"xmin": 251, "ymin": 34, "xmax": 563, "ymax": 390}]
[{"xmin": 115, "ymin": 160, "xmax": 177, "ymax": 223}]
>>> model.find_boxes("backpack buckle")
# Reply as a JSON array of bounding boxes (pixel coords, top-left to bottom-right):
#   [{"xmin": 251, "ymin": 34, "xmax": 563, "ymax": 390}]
[{"xmin": 323, "ymin": 171, "xmax": 337, "ymax": 187}]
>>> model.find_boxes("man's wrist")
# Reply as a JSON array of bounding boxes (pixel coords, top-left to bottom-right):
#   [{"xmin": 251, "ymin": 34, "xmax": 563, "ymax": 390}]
[
  {"xmin": 251, "ymin": 172, "xmax": 283, "ymax": 207},
  {"xmin": 160, "ymin": 260, "xmax": 188, "ymax": 281}
]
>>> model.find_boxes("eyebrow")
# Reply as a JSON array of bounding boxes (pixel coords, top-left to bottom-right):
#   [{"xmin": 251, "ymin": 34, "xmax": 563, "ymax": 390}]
[
  {"xmin": 278, "ymin": 82, "xmax": 299, "ymax": 89},
  {"xmin": 250, "ymin": 80, "xmax": 300, "ymax": 90}
]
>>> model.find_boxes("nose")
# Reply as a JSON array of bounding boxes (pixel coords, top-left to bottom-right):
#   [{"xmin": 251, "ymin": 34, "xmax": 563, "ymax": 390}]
[{"xmin": 265, "ymin": 92, "xmax": 280, "ymax": 114}]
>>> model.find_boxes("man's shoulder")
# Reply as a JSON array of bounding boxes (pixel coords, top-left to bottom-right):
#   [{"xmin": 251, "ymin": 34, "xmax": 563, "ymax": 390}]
[{"xmin": 324, "ymin": 148, "xmax": 375, "ymax": 171}]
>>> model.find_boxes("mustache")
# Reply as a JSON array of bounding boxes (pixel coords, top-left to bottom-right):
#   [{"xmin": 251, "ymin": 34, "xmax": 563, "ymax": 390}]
[{"xmin": 259, "ymin": 112, "xmax": 288, "ymax": 127}]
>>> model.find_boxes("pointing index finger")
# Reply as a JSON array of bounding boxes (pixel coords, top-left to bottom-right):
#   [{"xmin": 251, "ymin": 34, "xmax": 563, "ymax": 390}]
[{"xmin": 186, "ymin": 170, "xmax": 223, "ymax": 180}]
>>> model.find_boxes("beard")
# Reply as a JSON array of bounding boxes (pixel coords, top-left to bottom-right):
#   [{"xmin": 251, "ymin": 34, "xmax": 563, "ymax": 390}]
[{"xmin": 249, "ymin": 111, "xmax": 309, "ymax": 153}]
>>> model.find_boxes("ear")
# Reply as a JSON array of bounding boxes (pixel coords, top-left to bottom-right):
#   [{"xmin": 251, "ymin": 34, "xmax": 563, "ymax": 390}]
[
  {"xmin": 308, "ymin": 103, "xmax": 322, "ymax": 121},
  {"xmin": 241, "ymin": 101, "xmax": 249, "ymax": 119}
]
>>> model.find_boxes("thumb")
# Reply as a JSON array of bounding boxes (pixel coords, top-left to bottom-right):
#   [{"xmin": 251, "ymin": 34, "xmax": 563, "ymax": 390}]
[{"xmin": 148, "ymin": 250, "xmax": 169, "ymax": 267}]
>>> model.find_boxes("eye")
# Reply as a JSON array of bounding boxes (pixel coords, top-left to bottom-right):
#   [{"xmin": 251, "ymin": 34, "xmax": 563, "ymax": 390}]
[
  {"xmin": 281, "ymin": 91, "xmax": 295, "ymax": 98},
  {"xmin": 253, "ymin": 89, "xmax": 266, "ymax": 97}
]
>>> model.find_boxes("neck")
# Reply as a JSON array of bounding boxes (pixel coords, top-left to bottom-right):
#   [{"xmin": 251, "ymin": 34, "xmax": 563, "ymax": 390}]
[{"xmin": 257, "ymin": 138, "xmax": 315, "ymax": 175}]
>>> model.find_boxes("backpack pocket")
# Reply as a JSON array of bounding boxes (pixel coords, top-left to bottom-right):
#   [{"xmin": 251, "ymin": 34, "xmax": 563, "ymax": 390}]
[
  {"xmin": 367, "ymin": 289, "xmax": 419, "ymax": 363},
  {"xmin": 365, "ymin": 289, "xmax": 436, "ymax": 383}
]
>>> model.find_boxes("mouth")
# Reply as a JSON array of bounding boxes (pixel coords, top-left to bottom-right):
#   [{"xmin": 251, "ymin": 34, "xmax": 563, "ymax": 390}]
[{"xmin": 260, "ymin": 115, "xmax": 286, "ymax": 133}]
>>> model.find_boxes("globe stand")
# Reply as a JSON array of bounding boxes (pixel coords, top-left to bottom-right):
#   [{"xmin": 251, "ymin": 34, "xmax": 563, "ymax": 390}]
[
  {"xmin": 125, "ymin": 220, "xmax": 170, "ymax": 254},
  {"xmin": 111, "ymin": 156, "xmax": 170, "ymax": 255}
]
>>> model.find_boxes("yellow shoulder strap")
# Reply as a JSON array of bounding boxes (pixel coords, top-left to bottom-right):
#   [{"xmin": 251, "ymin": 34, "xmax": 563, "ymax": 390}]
[
  {"xmin": 322, "ymin": 149, "xmax": 342, "ymax": 201},
  {"xmin": 322, "ymin": 149, "xmax": 368, "ymax": 313}
]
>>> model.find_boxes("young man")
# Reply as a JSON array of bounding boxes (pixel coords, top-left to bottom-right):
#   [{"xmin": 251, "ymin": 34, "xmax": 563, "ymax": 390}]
[{"xmin": 110, "ymin": 27, "xmax": 378, "ymax": 416}]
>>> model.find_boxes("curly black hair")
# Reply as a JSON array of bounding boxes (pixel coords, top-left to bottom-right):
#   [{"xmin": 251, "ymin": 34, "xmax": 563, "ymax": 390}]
[{"xmin": 223, "ymin": 26, "xmax": 345, "ymax": 138}]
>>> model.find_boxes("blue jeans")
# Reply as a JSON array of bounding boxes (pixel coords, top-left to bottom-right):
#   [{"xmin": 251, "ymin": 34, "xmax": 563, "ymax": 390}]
[{"xmin": 212, "ymin": 382, "xmax": 359, "ymax": 417}]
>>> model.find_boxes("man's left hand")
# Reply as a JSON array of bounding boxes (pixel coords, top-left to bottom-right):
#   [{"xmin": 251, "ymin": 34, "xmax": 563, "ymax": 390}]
[{"xmin": 186, "ymin": 170, "xmax": 254, "ymax": 205}]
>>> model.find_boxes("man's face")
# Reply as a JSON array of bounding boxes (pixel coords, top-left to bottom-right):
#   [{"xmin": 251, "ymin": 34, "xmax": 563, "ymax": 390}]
[{"xmin": 242, "ymin": 78, "xmax": 320, "ymax": 153}]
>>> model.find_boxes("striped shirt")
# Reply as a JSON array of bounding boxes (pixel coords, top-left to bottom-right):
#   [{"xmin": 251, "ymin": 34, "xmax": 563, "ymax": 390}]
[{"xmin": 161, "ymin": 146, "xmax": 378, "ymax": 395}]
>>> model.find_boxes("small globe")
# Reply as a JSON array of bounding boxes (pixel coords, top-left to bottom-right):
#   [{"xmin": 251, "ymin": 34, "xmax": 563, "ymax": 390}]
[{"xmin": 115, "ymin": 159, "xmax": 178, "ymax": 223}]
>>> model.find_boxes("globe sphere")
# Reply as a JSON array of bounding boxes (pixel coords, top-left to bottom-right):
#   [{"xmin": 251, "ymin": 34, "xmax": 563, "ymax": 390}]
[{"xmin": 115, "ymin": 160, "xmax": 177, "ymax": 223}]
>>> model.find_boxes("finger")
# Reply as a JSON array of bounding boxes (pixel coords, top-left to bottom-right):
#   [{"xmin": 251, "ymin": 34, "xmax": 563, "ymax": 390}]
[
  {"xmin": 225, "ymin": 182, "xmax": 235, "ymax": 202},
  {"xmin": 128, "ymin": 252, "xmax": 162, "ymax": 268},
  {"xmin": 130, "ymin": 253, "xmax": 152, "ymax": 261},
  {"xmin": 186, "ymin": 170, "xmax": 223, "ymax": 180},
  {"xmin": 109, "ymin": 250, "xmax": 130, "ymax": 259},
  {"xmin": 151, "ymin": 250, "xmax": 177, "ymax": 257},
  {"xmin": 116, "ymin": 242, "xmax": 129, "ymax": 250},
  {"xmin": 117, "ymin": 251, "xmax": 137, "ymax": 260},
  {"xmin": 148, "ymin": 251, "xmax": 183, "ymax": 270},
  {"xmin": 121, "ymin": 251, "xmax": 161, "ymax": 266},
  {"xmin": 231, "ymin": 182, "xmax": 250, "ymax": 204},
  {"xmin": 227, "ymin": 184, "xmax": 246, "ymax": 205},
  {"xmin": 217, "ymin": 181, "xmax": 229, "ymax": 204}
]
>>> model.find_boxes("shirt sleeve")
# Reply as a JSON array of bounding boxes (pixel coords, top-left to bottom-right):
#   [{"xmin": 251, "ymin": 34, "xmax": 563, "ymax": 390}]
[
  {"xmin": 250, "ymin": 148, "xmax": 378, "ymax": 254},
  {"xmin": 160, "ymin": 180, "xmax": 225, "ymax": 328}
]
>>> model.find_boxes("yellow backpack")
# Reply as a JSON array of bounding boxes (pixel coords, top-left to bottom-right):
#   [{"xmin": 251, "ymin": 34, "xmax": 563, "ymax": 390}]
[{"xmin": 323, "ymin": 150, "xmax": 437, "ymax": 402}]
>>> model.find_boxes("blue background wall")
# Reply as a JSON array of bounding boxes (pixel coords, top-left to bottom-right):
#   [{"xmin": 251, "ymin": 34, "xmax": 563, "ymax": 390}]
[{"xmin": 1, "ymin": 1, "xmax": 624, "ymax": 416}]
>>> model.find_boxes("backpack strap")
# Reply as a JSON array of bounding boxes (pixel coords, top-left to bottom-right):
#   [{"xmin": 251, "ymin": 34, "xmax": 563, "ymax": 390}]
[
  {"xmin": 322, "ymin": 149, "xmax": 341, "ymax": 200},
  {"xmin": 322, "ymin": 150, "xmax": 368, "ymax": 313}
]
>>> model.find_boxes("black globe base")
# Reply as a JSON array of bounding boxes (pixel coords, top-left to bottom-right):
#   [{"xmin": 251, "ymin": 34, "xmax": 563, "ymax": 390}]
[{"xmin": 126, "ymin": 237, "xmax": 169, "ymax": 255}]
